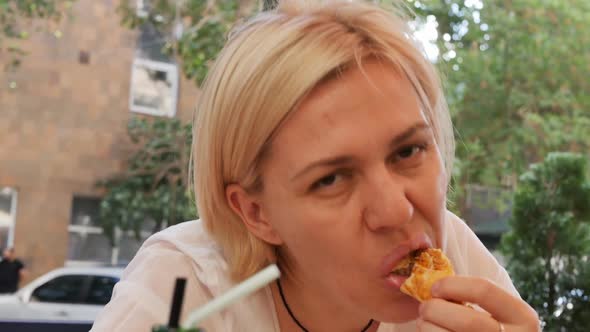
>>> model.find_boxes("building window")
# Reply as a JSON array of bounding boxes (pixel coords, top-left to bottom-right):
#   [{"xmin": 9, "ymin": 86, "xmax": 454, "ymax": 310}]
[
  {"xmin": 67, "ymin": 196, "xmax": 155, "ymax": 266},
  {"xmin": 464, "ymin": 185, "xmax": 512, "ymax": 253},
  {"xmin": 129, "ymin": 58, "xmax": 178, "ymax": 117},
  {"xmin": 129, "ymin": 22, "xmax": 178, "ymax": 118},
  {"xmin": 68, "ymin": 196, "xmax": 111, "ymax": 264},
  {"xmin": 0, "ymin": 187, "xmax": 18, "ymax": 248},
  {"xmin": 136, "ymin": 0, "xmax": 149, "ymax": 18}
]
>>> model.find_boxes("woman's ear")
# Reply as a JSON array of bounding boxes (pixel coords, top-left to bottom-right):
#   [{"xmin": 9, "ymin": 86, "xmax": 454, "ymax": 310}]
[{"xmin": 225, "ymin": 184, "xmax": 283, "ymax": 245}]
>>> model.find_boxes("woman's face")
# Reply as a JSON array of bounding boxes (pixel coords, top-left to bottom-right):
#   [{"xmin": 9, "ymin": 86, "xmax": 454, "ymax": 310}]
[{"xmin": 256, "ymin": 62, "xmax": 447, "ymax": 322}]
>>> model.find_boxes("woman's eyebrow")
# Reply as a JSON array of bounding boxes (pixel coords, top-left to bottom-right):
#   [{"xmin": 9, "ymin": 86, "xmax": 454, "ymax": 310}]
[{"xmin": 389, "ymin": 123, "xmax": 430, "ymax": 148}]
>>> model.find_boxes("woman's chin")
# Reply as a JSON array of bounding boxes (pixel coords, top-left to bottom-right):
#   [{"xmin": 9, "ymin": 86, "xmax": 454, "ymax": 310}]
[{"xmin": 374, "ymin": 296, "xmax": 420, "ymax": 323}]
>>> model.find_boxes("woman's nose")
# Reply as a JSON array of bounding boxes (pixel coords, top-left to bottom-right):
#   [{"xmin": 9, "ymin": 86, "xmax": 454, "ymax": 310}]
[{"xmin": 362, "ymin": 169, "xmax": 414, "ymax": 232}]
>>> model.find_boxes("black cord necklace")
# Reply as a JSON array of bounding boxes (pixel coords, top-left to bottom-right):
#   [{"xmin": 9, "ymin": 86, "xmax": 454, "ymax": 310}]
[{"xmin": 276, "ymin": 279, "xmax": 374, "ymax": 332}]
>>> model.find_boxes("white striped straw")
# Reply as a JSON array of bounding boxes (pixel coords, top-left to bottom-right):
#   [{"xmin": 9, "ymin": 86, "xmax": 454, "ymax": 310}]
[{"xmin": 182, "ymin": 264, "xmax": 281, "ymax": 328}]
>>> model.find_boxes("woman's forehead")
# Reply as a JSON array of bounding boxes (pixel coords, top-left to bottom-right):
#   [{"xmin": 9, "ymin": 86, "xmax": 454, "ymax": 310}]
[
  {"xmin": 283, "ymin": 63, "xmax": 422, "ymax": 135},
  {"xmin": 300, "ymin": 61, "xmax": 404, "ymax": 108},
  {"xmin": 267, "ymin": 63, "xmax": 427, "ymax": 169}
]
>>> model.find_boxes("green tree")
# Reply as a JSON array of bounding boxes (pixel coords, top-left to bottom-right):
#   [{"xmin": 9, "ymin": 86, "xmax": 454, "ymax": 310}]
[
  {"xmin": 411, "ymin": 0, "xmax": 590, "ymax": 214},
  {"xmin": 97, "ymin": 118, "xmax": 196, "ymax": 243},
  {"xmin": 98, "ymin": 1, "xmax": 269, "ymax": 241},
  {"xmin": 500, "ymin": 152, "xmax": 590, "ymax": 330},
  {"xmin": 1, "ymin": 0, "xmax": 76, "ymax": 70},
  {"xmin": 117, "ymin": 0, "xmax": 254, "ymax": 84}
]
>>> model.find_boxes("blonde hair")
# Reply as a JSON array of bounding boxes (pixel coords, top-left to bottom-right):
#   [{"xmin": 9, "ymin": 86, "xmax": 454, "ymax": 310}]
[{"xmin": 192, "ymin": 0, "xmax": 455, "ymax": 281}]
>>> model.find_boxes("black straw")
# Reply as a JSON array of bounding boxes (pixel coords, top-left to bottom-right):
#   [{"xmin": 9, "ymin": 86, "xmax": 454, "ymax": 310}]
[{"xmin": 168, "ymin": 277, "xmax": 187, "ymax": 328}]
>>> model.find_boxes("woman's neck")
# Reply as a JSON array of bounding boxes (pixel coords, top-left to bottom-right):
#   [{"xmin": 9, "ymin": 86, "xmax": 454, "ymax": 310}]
[{"xmin": 270, "ymin": 276, "xmax": 378, "ymax": 332}]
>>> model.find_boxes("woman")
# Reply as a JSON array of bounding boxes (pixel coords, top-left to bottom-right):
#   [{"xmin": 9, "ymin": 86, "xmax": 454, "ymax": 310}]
[{"xmin": 91, "ymin": 0, "xmax": 540, "ymax": 331}]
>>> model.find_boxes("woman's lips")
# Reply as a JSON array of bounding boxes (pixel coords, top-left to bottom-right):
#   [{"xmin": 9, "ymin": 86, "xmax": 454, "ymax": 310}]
[
  {"xmin": 379, "ymin": 234, "xmax": 433, "ymax": 278},
  {"xmin": 385, "ymin": 274, "xmax": 409, "ymax": 289},
  {"xmin": 380, "ymin": 243, "xmax": 412, "ymax": 278}
]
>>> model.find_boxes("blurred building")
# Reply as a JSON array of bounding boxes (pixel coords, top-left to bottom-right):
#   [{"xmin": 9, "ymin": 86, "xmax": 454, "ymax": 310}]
[
  {"xmin": 463, "ymin": 185, "xmax": 511, "ymax": 265},
  {"xmin": 0, "ymin": 0, "xmax": 199, "ymax": 282}
]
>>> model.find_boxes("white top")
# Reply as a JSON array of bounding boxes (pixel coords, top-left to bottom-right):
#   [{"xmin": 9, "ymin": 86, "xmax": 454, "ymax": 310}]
[{"xmin": 90, "ymin": 211, "xmax": 518, "ymax": 332}]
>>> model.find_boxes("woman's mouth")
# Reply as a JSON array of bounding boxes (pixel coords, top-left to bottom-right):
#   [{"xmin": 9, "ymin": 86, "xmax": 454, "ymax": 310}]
[
  {"xmin": 385, "ymin": 274, "xmax": 409, "ymax": 288},
  {"xmin": 380, "ymin": 234, "xmax": 433, "ymax": 289},
  {"xmin": 385, "ymin": 249, "xmax": 424, "ymax": 288},
  {"xmin": 390, "ymin": 250, "xmax": 423, "ymax": 275}
]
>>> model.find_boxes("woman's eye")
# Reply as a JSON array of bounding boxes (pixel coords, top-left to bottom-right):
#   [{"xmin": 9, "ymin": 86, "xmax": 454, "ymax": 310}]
[
  {"xmin": 393, "ymin": 144, "xmax": 427, "ymax": 162},
  {"xmin": 314, "ymin": 174, "xmax": 337, "ymax": 188},
  {"xmin": 310, "ymin": 173, "xmax": 346, "ymax": 192},
  {"xmin": 399, "ymin": 146, "xmax": 420, "ymax": 158}
]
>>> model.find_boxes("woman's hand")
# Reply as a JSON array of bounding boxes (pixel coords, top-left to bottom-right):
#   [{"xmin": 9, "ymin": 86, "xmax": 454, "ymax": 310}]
[{"xmin": 416, "ymin": 276, "xmax": 540, "ymax": 332}]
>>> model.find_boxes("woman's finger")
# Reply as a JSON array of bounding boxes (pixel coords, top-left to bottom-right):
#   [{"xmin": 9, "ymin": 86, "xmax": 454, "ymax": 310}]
[
  {"xmin": 420, "ymin": 298, "xmax": 502, "ymax": 332},
  {"xmin": 431, "ymin": 276, "xmax": 538, "ymax": 324},
  {"xmin": 416, "ymin": 318, "xmax": 452, "ymax": 332}
]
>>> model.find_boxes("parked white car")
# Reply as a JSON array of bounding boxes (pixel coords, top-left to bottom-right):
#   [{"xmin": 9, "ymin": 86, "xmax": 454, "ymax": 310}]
[{"xmin": 0, "ymin": 266, "xmax": 123, "ymax": 322}]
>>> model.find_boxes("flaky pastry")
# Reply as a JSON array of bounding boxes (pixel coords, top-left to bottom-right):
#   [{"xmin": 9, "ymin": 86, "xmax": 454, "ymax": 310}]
[{"xmin": 391, "ymin": 248, "xmax": 454, "ymax": 302}]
